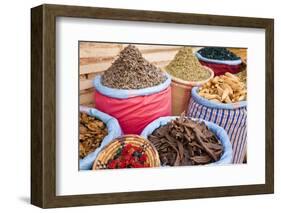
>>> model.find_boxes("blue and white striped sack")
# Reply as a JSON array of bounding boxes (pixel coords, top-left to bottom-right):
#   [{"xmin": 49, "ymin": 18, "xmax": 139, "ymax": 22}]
[
  {"xmin": 79, "ymin": 106, "xmax": 122, "ymax": 170},
  {"xmin": 187, "ymin": 87, "xmax": 247, "ymax": 164}
]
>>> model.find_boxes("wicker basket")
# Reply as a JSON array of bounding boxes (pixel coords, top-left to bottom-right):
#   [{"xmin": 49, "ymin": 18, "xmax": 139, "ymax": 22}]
[
  {"xmin": 163, "ymin": 67, "xmax": 214, "ymax": 115},
  {"xmin": 92, "ymin": 135, "xmax": 161, "ymax": 170}
]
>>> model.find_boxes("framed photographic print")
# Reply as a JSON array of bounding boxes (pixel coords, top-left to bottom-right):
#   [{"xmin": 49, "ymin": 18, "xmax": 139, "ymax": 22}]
[{"xmin": 31, "ymin": 4, "xmax": 274, "ymax": 208}]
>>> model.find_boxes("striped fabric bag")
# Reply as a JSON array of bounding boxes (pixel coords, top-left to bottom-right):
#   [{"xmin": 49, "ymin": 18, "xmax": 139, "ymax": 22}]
[{"xmin": 187, "ymin": 87, "xmax": 247, "ymax": 163}]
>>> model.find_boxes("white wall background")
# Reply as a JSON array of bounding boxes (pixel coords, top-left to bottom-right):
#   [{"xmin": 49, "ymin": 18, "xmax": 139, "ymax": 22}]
[{"xmin": 0, "ymin": 0, "xmax": 279, "ymax": 212}]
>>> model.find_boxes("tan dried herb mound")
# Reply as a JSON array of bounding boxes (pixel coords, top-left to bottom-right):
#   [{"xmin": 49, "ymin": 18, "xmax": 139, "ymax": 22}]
[
  {"xmin": 148, "ymin": 114, "xmax": 223, "ymax": 166},
  {"xmin": 166, "ymin": 47, "xmax": 211, "ymax": 81},
  {"xmin": 102, "ymin": 45, "xmax": 167, "ymax": 89},
  {"xmin": 79, "ymin": 112, "xmax": 108, "ymax": 159}
]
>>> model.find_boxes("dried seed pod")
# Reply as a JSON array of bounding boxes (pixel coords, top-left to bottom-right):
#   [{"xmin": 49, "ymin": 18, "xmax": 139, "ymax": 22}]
[
  {"xmin": 221, "ymin": 89, "xmax": 230, "ymax": 101},
  {"xmin": 225, "ymin": 72, "xmax": 240, "ymax": 81},
  {"xmin": 223, "ymin": 83, "xmax": 233, "ymax": 96},
  {"xmin": 238, "ymin": 95, "xmax": 246, "ymax": 101},
  {"xmin": 225, "ymin": 95, "xmax": 232, "ymax": 103},
  {"xmin": 212, "ymin": 76, "xmax": 220, "ymax": 84},
  {"xmin": 216, "ymin": 85, "xmax": 224, "ymax": 96},
  {"xmin": 198, "ymin": 73, "xmax": 246, "ymax": 103}
]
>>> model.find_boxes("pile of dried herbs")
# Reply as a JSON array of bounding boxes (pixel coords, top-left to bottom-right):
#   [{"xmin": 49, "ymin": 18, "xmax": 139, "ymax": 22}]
[
  {"xmin": 148, "ymin": 114, "xmax": 223, "ymax": 166},
  {"xmin": 79, "ymin": 112, "xmax": 108, "ymax": 159},
  {"xmin": 102, "ymin": 45, "xmax": 167, "ymax": 89},
  {"xmin": 198, "ymin": 47, "xmax": 240, "ymax": 60},
  {"xmin": 165, "ymin": 47, "xmax": 211, "ymax": 81}
]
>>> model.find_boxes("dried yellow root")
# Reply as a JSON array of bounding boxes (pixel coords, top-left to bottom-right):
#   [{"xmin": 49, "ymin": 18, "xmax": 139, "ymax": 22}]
[{"xmin": 198, "ymin": 72, "xmax": 247, "ymax": 104}]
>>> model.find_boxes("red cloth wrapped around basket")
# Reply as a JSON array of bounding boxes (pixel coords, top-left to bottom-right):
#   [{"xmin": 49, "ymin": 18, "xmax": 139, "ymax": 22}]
[
  {"xmin": 199, "ymin": 61, "xmax": 241, "ymax": 76},
  {"xmin": 94, "ymin": 87, "xmax": 171, "ymax": 134}
]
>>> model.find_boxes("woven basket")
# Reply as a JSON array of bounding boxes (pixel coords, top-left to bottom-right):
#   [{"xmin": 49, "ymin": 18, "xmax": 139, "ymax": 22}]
[
  {"xmin": 163, "ymin": 67, "xmax": 214, "ymax": 115},
  {"xmin": 92, "ymin": 135, "xmax": 161, "ymax": 170}
]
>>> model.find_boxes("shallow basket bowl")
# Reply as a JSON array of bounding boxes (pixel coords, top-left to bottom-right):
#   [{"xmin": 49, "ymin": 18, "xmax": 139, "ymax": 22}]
[{"xmin": 92, "ymin": 134, "xmax": 161, "ymax": 170}]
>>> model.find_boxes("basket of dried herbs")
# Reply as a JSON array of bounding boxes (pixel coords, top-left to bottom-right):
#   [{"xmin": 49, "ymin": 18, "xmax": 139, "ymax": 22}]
[
  {"xmin": 164, "ymin": 47, "xmax": 214, "ymax": 115},
  {"xmin": 92, "ymin": 135, "xmax": 161, "ymax": 170},
  {"xmin": 79, "ymin": 106, "xmax": 122, "ymax": 170},
  {"xmin": 93, "ymin": 45, "xmax": 172, "ymax": 134},
  {"xmin": 196, "ymin": 47, "xmax": 243, "ymax": 76},
  {"xmin": 141, "ymin": 114, "xmax": 232, "ymax": 166}
]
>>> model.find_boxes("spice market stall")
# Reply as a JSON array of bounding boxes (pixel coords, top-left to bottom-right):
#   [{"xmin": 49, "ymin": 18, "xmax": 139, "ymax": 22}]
[{"xmin": 79, "ymin": 42, "xmax": 247, "ymax": 169}]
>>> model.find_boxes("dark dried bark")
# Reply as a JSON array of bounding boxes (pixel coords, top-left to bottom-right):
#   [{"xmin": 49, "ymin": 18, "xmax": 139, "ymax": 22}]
[{"xmin": 148, "ymin": 114, "xmax": 223, "ymax": 166}]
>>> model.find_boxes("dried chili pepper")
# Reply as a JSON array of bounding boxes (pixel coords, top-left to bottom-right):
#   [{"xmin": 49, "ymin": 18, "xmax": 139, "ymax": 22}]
[{"xmin": 106, "ymin": 144, "xmax": 150, "ymax": 169}]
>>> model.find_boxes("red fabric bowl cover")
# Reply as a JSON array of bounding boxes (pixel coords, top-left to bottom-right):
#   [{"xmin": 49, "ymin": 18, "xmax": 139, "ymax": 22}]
[{"xmin": 94, "ymin": 87, "xmax": 172, "ymax": 134}]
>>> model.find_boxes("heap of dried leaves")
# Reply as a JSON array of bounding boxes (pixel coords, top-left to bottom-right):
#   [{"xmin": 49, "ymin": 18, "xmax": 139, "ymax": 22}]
[
  {"xmin": 79, "ymin": 112, "xmax": 108, "ymax": 159},
  {"xmin": 102, "ymin": 45, "xmax": 166, "ymax": 89},
  {"xmin": 148, "ymin": 114, "xmax": 223, "ymax": 166}
]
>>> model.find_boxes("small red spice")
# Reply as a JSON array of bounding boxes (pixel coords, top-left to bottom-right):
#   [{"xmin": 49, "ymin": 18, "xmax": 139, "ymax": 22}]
[
  {"xmin": 119, "ymin": 161, "xmax": 127, "ymax": 168},
  {"xmin": 139, "ymin": 154, "xmax": 147, "ymax": 162},
  {"xmin": 107, "ymin": 159, "xmax": 117, "ymax": 169},
  {"xmin": 106, "ymin": 144, "xmax": 150, "ymax": 169}
]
